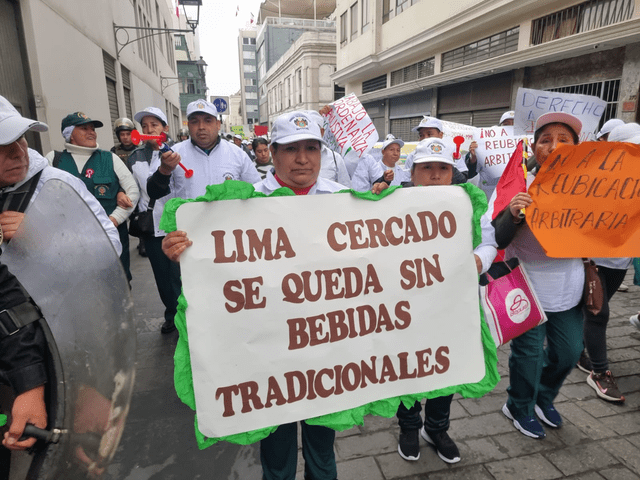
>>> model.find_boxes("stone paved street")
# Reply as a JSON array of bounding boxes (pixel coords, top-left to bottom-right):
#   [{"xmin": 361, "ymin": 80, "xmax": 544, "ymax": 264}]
[{"xmin": 107, "ymin": 242, "xmax": 640, "ymax": 479}]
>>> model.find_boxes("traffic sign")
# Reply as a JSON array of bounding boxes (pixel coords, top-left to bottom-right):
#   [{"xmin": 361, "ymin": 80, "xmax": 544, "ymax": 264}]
[{"xmin": 210, "ymin": 96, "xmax": 229, "ymax": 114}]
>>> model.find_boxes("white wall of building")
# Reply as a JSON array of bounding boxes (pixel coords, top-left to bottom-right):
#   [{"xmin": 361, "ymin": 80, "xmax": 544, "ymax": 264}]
[{"xmin": 18, "ymin": 0, "xmax": 181, "ymax": 153}]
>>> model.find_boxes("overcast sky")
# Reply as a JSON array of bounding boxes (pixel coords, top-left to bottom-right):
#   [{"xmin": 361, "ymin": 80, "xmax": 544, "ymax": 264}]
[{"xmin": 197, "ymin": 0, "xmax": 263, "ymax": 98}]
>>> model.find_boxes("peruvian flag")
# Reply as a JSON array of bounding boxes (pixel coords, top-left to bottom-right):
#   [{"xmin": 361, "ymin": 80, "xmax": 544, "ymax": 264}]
[
  {"xmin": 175, "ymin": 0, "xmax": 180, "ymax": 17},
  {"xmin": 491, "ymin": 140, "xmax": 527, "ymax": 220}
]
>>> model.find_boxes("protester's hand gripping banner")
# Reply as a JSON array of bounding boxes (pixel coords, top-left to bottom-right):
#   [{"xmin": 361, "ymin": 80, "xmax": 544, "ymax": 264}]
[
  {"xmin": 514, "ymin": 88, "xmax": 607, "ymax": 141},
  {"xmin": 160, "ymin": 182, "xmax": 499, "ymax": 447},
  {"xmin": 529, "ymin": 142, "xmax": 640, "ymax": 257},
  {"xmin": 323, "ymin": 94, "xmax": 379, "ymax": 171}
]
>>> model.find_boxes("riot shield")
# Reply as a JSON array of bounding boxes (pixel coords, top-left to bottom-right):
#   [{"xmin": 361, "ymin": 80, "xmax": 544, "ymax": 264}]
[{"xmin": 2, "ymin": 179, "xmax": 136, "ymax": 479}]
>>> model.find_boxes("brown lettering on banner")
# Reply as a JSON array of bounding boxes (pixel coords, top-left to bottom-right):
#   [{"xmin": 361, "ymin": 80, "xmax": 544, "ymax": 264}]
[{"xmin": 212, "ymin": 227, "xmax": 296, "ymax": 263}]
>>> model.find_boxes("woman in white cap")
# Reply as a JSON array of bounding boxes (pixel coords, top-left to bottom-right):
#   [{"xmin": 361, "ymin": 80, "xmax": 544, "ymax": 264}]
[
  {"xmin": 596, "ymin": 118, "xmax": 625, "ymax": 141},
  {"xmin": 351, "ymin": 134, "xmax": 402, "ymax": 192},
  {"xmin": 161, "ymin": 111, "xmax": 343, "ymax": 480},
  {"xmin": 484, "ymin": 112, "xmax": 585, "ymax": 440}
]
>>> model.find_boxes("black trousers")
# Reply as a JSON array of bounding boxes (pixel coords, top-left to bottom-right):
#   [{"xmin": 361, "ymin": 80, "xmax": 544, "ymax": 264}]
[
  {"xmin": 118, "ymin": 222, "xmax": 131, "ymax": 283},
  {"xmin": 142, "ymin": 235, "xmax": 181, "ymax": 324},
  {"xmin": 396, "ymin": 394, "xmax": 453, "ymax": 433}
]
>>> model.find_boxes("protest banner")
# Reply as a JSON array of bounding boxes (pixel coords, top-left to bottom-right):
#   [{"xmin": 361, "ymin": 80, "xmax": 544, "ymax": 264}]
[
  {"xmin": 528, "ymin": 142, "xmax": 640, "ymax": 257},
  {"xmin": 324, "ymin": 94, "xmax": 379, "ymax": 174},
  {"xmin": 514, "ymin": 88, "xmax": 606, "ymax": 141},
  {"xmin": 164, "ymin": 183, "xmax": 498, "ymax": 446},
  {"xmin": 231, "ymin": 125, "xmax": 245, "ymax": 137},
  {"xmin": 472, "ymin": 126, "xmax": 533, "ymax": 195},
  {"xmin": 440, "ymin": 120, "xmax": 477, "ymax": 153}
]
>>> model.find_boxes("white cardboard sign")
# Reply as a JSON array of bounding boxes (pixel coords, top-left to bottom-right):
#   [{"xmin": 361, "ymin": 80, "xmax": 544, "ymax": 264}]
[
  {"xmin": 176, "ymin": 188, "xmax": 485, "ymax": 438},
  {"xmin": 514, "ymin": 87, "xmax": 607, "ymax": 141}
]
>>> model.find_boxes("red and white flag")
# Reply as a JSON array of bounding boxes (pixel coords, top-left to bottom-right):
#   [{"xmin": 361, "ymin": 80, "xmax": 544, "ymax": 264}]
[{"xmin": 491, "ymin": 140, "xmax": 527, "ymax": 220}]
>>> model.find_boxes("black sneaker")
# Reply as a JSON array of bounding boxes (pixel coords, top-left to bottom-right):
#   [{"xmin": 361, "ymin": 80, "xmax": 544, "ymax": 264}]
[
  {"xmin": 397, "ymin": 429, "xmax": 420, "ymax": 461},
  {"xmin": 161, "ymin": 319, "xmax": 176, "ymax": 334},
  {"xmin": 576, "ymin": 349, "xmax": 592, "ymax": 373},
  {"xmin": 588, "ymin": 371, "xmax": 625, "ymax": 403},
  {"xmin": 421, "ymin": 427, "xmax": 461, "ymax": 464}
]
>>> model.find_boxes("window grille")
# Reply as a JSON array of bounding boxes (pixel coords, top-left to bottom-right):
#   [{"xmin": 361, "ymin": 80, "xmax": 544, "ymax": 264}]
[
  {"xmin": 390, "ymin": 58, "xmax": 435, "ymax": 86},
  {"xmin": 531, "ymin": 0, "xmax": 633, "ymax": 45},
  {"xmin": 545, "ymin": 79, "xmax": 621, "ymax": 128},
  {"xmin": 362, "ymin": 74, "xmax": 387, "ymax": 94},
  {"xmin": 442, "ymin": 27, "xmax": 519, "ymax": 71}
]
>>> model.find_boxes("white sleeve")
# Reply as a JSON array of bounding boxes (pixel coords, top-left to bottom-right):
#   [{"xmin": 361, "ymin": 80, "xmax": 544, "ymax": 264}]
[
  {"xmin": 333, "ymin": 152, "xmax": 351, "ymax": 188},
  {"xmin": 44, "ymin": 151, "xmax": 55, "ymax": 165},
  {"xmin": 239, "ymin": 151, "xmax": 262, "ymax": 184},
  {"xmin": 110, "ymin": 153, "xmax": 140, "ymax": 225},
  {"xmin": 351, "ymin": 157, "xmax": 383, "ymax": 192}
]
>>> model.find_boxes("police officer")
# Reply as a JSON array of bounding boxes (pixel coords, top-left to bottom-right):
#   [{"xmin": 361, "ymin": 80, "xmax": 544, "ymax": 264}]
[
  {"xmin": 110, "ymin": 118, "xmax": 137, "ymax": 165},
  {"xmin": 177, "ymin": 128, "xmax": 189, "ymax": 142},
  {"xmin": 45, "ymin": 112, "xmax": 138, "ymax": 283}
]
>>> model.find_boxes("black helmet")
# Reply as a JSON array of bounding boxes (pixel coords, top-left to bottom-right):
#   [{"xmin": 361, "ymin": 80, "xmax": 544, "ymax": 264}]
[
  {"xmin": 114, "ymin": 118, "xmax": 135, "ymax": 134},
  {"xmin": 178, "ymin": 128, "xmax": 189, "ymax": 138}
]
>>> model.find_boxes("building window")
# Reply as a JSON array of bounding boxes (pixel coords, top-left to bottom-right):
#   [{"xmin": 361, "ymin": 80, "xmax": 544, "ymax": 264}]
[
  {"xmin": 350, "ymin": 3, "xmax": 358, "ymax": 40},
  {"xmin": 546, "ymin": 79, "xmax": 620, "ymax": 129},
  {"xmin": 246, "ymin": 78, "xmax": 257, "ymax": 86},
  {"xmin": 243, "ymin": 51, "xmax": 256, "ymax": 60},
  {"xmin": 383, "ymin": 0, "xmax": 418, "ymax": 23},
  {"xmin": 361, "ymin": 0, "xmax": 369, "ymax": 32},
  {"xmin": 243, "ymin": 64, "xmax": 256, "ymax": 73},
  {"xmin": 390, "ymin": 58, "xmax": 434, "ymax": 86},
  {"xmin": 362, "ymin": 74, "xmax": 387, "ymax": 94},
  {"xmin": 340, "ymin": 12, "xmax": 348, "ymax": 46},
  {"xmin": 396, "ymin": 0, "xmax": 410, "ymax": 15},
  {"xmin": 441, "ymin": 27, "xmax": 519, "ymax": 71},
  {"xmin": 296, "ymin": 69, "xmax": 302, "ymax": 104},
  {"xmin": 103, "ymin": 51, "xmax": 119, "ymax": 143},
  {"xmin": 243, "ymin": 37, "xmax": 256, "ymax": 45},
  {"xmin": 246, "ymin": 92, "xmax": 258, "ymax": 100},
  {"xmin": 531, "ymin": 0, "xmax": 633, "ymax": 45}
]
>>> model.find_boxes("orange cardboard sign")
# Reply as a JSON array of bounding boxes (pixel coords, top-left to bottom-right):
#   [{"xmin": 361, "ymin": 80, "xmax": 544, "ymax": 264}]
[{"xmin": 528, "ymin": 142, "xmax": 640, "ymax": 258}]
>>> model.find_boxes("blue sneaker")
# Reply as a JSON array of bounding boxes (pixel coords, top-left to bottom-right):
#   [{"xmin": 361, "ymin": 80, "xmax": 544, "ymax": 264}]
[
  {"xmin": 502, "ymin": 403, "xmax": 546, "ymax": 439},
  {"xmin": 535, "ymin": 404, "xmax": 562, "ymax": 428}
]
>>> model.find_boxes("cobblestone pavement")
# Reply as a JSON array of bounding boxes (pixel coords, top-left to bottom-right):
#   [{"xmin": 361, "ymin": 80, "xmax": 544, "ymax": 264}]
[{"xmin": 110, "ymin": 244, "xmax": 640, "ymax": 479}]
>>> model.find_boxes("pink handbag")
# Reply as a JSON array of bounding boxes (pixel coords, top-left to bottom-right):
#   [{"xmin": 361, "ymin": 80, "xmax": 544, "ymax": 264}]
[{"xmin": 480, "ymin": 258, "xmax": 547, "ymax": 346}]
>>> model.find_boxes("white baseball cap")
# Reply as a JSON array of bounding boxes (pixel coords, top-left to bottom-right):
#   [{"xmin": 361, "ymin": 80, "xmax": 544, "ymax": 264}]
[
  {"xmin": 608, "ymin": 122, "xmax": 640, "ymax": 144},
  {"xmin": 596, "ymin": 118, "xmax": 624, "ymax": 139},
  {"xmin": 534, "ymin": 112, "xmax": 582, "ymax": 138},
  {"xmin": 412, "ymin": 138, "xmax": 455, "ymax": 166},
  {"xmin": 305, "ymin": 110, "xmax": 324, "ymax": 128},
  {"xmin": 134, "ymin": 107, "xmax": 168, "ymax": 125},
  {"xmin": 186, "ymin": 99, "xmax": 218, "ymax": 119},
  {"xmin": 0, "ymin": 95, "xmax": 48, "ymax": 145},
  {"xmin": 270, "ymin": 111, "xmax": 325, "ymax": 146},
  {"xmin": 412, "ymin": 116, "xmax": 443, "ymax": 133},
  {"xmin": 499, "ymin": 110, "xmax": 515, "ymax": 125},
  {"xmin": 382, "ymin": 134, "xmax": 404, "ymax": 150}
]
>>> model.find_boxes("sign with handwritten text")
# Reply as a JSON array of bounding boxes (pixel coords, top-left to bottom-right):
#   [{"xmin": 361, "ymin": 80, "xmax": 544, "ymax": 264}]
[
  {"xmin": 529, "ymin": 142, "xmax": 640, "ymax": 257},
  {"xmin": 514, "ymin": 88, "xmax": 607, "ymax": 141}
]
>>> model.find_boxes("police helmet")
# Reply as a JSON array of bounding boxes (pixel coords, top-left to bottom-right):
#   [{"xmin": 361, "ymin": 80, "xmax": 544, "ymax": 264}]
[
  {"xmin": 114, "ymin": 118, "xmax": 135, "ymax": 134},
  {"xmin": 178, "ymin": 128, "xmax": 189, "ymax": 138}
]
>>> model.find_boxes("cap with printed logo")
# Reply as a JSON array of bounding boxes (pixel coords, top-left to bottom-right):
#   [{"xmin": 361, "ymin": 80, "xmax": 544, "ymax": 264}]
[
  {"xmin": 60, "ymin": 112, "xmax": 103, "ymax": 132},
  {"xmin": 499, "ymin": 110, "xmax": 515, "ymax": 125},
  {"xmin": 134, "ymin": 107, "xmax": 168, "ymax": 125},
  {"xmin": 412, "ymin": 116, "xmax": 443, "ymax": 133},
  {"xmin": 382, "ymin": 134, "xmax": 404, "ymax": 150},
  {"xmin": 270, "ymin": 111, "xmax": 325, "ymax": 146},
  {"xmin": 412, "ymin": 138, "xmax": 455, "ymax": 166},
  {"xmin": 0, "ymin": 95, "xmax": 48, "ymax": 145},
  {"xmin": 186, "ymin": 99, "xmax": 218, "ymax": 119}
]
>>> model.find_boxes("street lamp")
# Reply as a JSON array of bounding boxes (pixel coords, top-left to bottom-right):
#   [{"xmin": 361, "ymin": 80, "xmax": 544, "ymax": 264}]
[{"xmin": 113, "ymin": 0, "xmax": 203, "ymax": 57}]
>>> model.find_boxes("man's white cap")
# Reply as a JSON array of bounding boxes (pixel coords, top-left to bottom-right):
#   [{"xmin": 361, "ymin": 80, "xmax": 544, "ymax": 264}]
[
  {"xmin": 270, "ymin": 111, "xmax": 325, "ymax": 146},
  {"xmin": 134, "ymin": 106, "xmax": 168, "ymax": 125},
  {"xmin": 608, "ymin": 122, "xmax": 640, "ymax": 144},
  {"xmin": 412, "ymin": 138, "xmax": 455, "ymax": 166},
  {"xmin": 412, "ymin": 116, "xmax": 443, "ymax": 133},
  {"xmin": 596, "ymin": 118, "xmax": 624, "ymax": 139},
  {"xmin": 382, "ymin": 134, "xmax": 404, "ymax": 150},
  {"xmin": 234, "ymin": 134, "xmax": 242, "ymax": 140},
  {"xmin": 186, "ymin": 99, "xmax": 218, "ymax": 119},
  {"xmin": 499, "ymin": 110, "xmax": 515, "ymax": 125},
  {"xmin": 534, "ymin": 112, "xmax": 582, "ymax": 138},
  {"xmin": 0, "ymin": 95, "xmax": 48, "ymax": 145}
]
